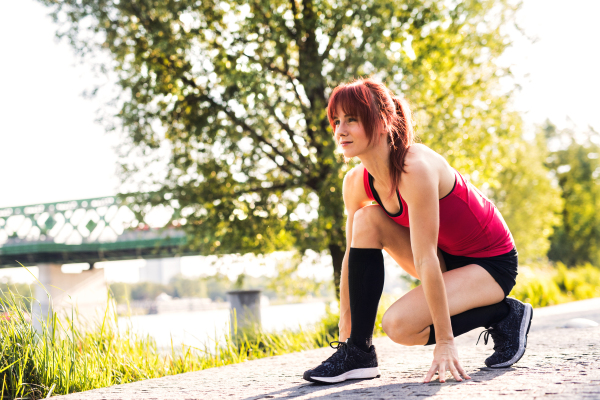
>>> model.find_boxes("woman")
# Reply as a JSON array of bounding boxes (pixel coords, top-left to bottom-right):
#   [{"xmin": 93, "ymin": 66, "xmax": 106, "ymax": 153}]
[{"xmin": 303, "ymin": 79, "xmax": 533, "ymax": 384}]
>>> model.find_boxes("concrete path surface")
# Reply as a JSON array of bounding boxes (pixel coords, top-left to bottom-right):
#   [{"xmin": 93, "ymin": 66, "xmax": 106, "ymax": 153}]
[{"xmin": 57, "ymin": 298, "xmax": 600, "ymax": 399}]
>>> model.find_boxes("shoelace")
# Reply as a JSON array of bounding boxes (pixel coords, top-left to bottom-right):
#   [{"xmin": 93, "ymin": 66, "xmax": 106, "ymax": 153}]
[
  {"xmin": 329, "ymin": 340, "xmax": 347, "ymax": 350},
  {"xmin": 477, "ymin": 329, "xmax": 491, "ymax": 345},
  {"xmin": 322, "ymin": 340, "xmax": 348, "ymax": 364},
  {"xmin": 477, "ymin": 328, "xmax": 506, "ymax": 351}
]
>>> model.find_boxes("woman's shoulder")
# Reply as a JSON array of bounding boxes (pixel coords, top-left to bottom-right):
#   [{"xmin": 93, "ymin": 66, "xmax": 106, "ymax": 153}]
[
  {"xmin": 345, "ymin": 163, "xmax": 366, "ymax": 178},
  {"xmin": 342, "ymin": 164, "xmax": 371, "ymax": 209},
  {"xmin": 343, "ymin": 164, "xmax": 367, "ymax": 191},
  {"xmin": 401, "ymin": 143, "xmax": 455, "ymax": 198},
  {"xmin": 406, "ymin": 143, "xmax": 439, "ymax": 160},
  {"xmin": 404, "ymin": 144, "xmax": 439, "ymax": 175}
]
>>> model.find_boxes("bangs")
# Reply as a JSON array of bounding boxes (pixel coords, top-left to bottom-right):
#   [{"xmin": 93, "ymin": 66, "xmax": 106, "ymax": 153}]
[{"xmin": 327, "ymin": 82, "xmax": 380, "ymax": 143}]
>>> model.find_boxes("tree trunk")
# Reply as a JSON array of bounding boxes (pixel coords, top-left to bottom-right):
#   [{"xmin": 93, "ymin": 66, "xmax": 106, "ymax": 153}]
[{"xmin": 328, "ymin": 242, "xmax": 345, "ymax": 300}]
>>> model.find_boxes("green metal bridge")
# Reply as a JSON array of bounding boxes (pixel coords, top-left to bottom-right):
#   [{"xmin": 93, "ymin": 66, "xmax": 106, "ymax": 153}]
[{"xmin": 0, "ymin": 196, "xmax": 187, "ymax": 268}]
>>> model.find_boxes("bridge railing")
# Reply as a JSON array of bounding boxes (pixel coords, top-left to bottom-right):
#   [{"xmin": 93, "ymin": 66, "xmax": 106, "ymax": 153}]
[{"xmin": 0, "ymin": 196, "xmax": 186, "ymax": 267}]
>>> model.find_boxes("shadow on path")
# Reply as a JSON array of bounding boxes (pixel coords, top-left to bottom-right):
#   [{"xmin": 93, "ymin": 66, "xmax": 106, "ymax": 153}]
[{"xmin": 239, "ymin": 367, "xmax": 512, "ymax": 400}]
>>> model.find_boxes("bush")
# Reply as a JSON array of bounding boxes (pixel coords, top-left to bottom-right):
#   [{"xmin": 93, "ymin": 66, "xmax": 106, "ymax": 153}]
[
  {"xmin": 555, "ymin": 262, "xmax": 600, "ymax": 300},
  {"xmin": 510, "ymin": 262, "xmax": 600, "ymax": 307},
  {"xmin": 510, "ymin": 267, "xmax": 563, "ymax": 307}
]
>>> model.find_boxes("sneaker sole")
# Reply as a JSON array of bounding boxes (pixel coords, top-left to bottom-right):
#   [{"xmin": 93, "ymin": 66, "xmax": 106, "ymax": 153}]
[
  {"xmin": 489, "ymin": 303, "xmax": 533, "ymax": 368},
  {"xmin": 306, "ymin": 367, "xmax": 381, "ymax": 383}
]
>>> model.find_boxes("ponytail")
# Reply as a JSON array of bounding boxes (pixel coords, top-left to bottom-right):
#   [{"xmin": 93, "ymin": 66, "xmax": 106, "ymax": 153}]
[{"xmin": 388, "ymin": 96, "xmax": 415, "ymax": 196}]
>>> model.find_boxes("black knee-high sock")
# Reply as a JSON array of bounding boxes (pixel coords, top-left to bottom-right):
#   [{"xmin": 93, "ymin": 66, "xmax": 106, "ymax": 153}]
[
  {"xmin": 425, "ymin": 300, "xmax": 510, "ymax": 345},
  {"xmin": 348, "ymin": 248, "xmax": 385, "ymax": 352}
]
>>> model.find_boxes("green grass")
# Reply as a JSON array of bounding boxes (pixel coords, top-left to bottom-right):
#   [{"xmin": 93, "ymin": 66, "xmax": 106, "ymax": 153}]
[
  {"xmin": 0, "ymin": 289, "xmax": 338, "ymax": 399},
  {"xmin": 511, "ymin": 262, "xmax": 600, "ymax": 307}
]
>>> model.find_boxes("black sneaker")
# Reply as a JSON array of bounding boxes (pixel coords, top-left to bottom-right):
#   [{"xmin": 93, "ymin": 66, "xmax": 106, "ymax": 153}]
[
  {"xmin": 303, "ymin": 340, "xmax": 380, "ymax": 383},
  {"xmin": 478, "ymin": 297, "xmax": 533, "ymax": 368}
]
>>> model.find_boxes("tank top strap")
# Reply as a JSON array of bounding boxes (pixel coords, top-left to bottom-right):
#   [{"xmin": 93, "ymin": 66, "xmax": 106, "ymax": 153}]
[{"xmin": 363, "ymin": 167, "xmax": 375, "ymax": 200}]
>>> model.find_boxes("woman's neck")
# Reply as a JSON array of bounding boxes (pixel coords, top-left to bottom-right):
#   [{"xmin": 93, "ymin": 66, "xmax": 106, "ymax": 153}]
[{"xmin": 358, "ymin": 140, "xmax": 393, "ymax": 192}]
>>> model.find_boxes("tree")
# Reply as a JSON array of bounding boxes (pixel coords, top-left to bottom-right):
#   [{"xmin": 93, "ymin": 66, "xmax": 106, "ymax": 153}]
[
  {"xmin": 545, "ymin": 122, "xmax": 600, "ymax": 266},
  {"xmin": 40, "ymin": 0, "xmax": 523, "ymax": 298},
  {"xmin": 170, "ymin": 275, "xmax": 209, "ymax": 298},
  {"xmin": 489, "ymin": 127, "xmax": 563, "ymax": 262}
]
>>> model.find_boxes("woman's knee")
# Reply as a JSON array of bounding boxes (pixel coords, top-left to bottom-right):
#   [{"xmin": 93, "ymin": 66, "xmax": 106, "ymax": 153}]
[
  {"xmin": 351, "ymin": 206, "xmax": 386, "ymax": 247},
  {"xmin": 381, "ymin": 310, "xmax": 424, "ymax": 346}
]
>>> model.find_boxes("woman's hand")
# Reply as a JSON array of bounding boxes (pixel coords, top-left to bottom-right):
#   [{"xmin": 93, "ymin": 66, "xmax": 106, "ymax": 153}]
[{"xmin": 424, "ymin": 340, "xmax": 471, "ymax": 383}]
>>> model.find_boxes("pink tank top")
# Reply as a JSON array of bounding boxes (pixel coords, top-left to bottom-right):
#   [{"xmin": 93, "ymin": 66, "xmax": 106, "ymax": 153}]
[{"xmin": 363, "ymin": 167, "xmax": 514, "ymax": 257}]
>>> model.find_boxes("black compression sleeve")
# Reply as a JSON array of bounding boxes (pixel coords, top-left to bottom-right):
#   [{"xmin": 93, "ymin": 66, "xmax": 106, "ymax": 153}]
[
  {"xmin": 348, "ymin": 248, "xmax": 385, "ymax": 352},
  {"xmin": 426, "ymin": 299, "xmax": 510, "ymax": 345}
]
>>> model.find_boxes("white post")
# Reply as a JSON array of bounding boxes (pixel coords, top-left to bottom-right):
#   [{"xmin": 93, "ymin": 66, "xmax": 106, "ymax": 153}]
[{"xmin": 33, "ymin": 263, "xmax": 109, "ymax": 330}]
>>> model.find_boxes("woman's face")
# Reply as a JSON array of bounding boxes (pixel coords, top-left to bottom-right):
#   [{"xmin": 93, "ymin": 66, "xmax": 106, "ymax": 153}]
[{"xmin": 333, "ymin": 105, "xmax": 370, "ymax": 158}]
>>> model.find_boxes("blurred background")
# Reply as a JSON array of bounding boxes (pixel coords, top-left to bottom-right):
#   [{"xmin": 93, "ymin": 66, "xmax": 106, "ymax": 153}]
[{"xmin": 0, "ymin": 0, "xmax": 599, "ymax": 350}]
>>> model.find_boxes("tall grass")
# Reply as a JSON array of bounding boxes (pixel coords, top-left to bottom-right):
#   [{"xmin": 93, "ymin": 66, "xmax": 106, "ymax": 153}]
[{"xmin": 0, "ymin": 289, "xmax": 337, "ymax": 399}]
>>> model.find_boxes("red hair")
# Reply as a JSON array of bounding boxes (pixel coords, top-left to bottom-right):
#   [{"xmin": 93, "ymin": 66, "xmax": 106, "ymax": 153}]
[{"xmin": 327, "ymin": 78, "xmax": 415, "ymax": 195}]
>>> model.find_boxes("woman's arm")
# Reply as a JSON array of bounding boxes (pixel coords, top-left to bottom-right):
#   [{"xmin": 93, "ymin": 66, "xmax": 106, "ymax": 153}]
[
  {"xmin": 339, "ymin": 166, "xmax": 372, "ymax": 341},
  {"xmin": 400, "ymin": 157, "xmax": 469, "ymax": 383}
]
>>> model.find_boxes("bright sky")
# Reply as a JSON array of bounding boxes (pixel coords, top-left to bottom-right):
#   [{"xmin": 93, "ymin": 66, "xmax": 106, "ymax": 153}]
[
  {"xmin": 505, "ymin": 0, "xmax": 600, "ymax": 132},
  {"xmin": 0, "ymin": 0, "xmax": 599, "ymax": 282},
  {"xmin": 0, "ymin": 1, "xmax": 120, "ymax": 209}
]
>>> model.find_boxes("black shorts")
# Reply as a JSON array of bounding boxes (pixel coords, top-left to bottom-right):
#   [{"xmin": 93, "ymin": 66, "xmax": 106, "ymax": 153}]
[{"xmin": 440, "ymin": 247, "xmax": 518, "ymax": 297}]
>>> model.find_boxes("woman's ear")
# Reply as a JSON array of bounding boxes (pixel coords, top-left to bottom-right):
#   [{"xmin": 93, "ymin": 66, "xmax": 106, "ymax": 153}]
[{"xmin": 380, "ymin": 124, "xmax": 389, "ymax": 140}]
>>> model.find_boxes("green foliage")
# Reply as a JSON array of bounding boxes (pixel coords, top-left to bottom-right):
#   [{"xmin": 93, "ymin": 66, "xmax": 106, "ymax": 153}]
[
  {"xmin": 204, "ymin": 274, "xmax": 234, "ymax": 301},
  {"xmin": 129, "ymin": 281, "xmax": 170, "ymax": 301},
  {"xmin": 544, "ymin": 123, "xmax": 600, "ymax": 266},
  {"xmin": 233, "ymin": 273, "xmax": 246, "ymax": 290},
  {"xmin": 108, "ymin": 282, "xmax": 130, "ymax": 304},
  {"xmin": 318, "ymin": 304, "xmax": 341, "ymax": 339},
  {"xmin": 510, "ymin": 263, "xmax": 600, "ymax": 307},
  {"xmin": 400, "ymin": 273, "xmax": 421, "ymax": 290},
  {"xmin": 110, "ymin": 263, "xmax": 332, "ymax": 305},
  {"xmin": 373, "ymin": 294, "xmax": 396, "ymax": 337},
  {"xmin": 0, "ymin": 280, "xmax": 31, "ymax": 309},
  {"xmin": 0, "ymin": 289, "xmax": 336, "ymax": 399},
  {"xmin": 555, "ymin": 262, "xmax": 600, "ymax": 299},
  {"xmin": 110, "ymin": 276, "xmax": 222, "ymax": 304},
  {"xmin": 266, "ymin": 256, "xmax": 326, "ymax": 299},
  {"xmin": 491, "ymin": 130, "xmax": 563, "ymax": 261},
  {"xmin": 170, "ymin": 275, "xmax": 208, "ymax": 298},
  {"xmin": 39, "ymin": 0, "xmax": 526, "ymax": 297},
  {"xmin": 110, "ymin": 275, "xmax": 232, "ymax": 303},
  {"xmin": 510, "ymin": 266, "xmax": 562, "ymax": 308}
]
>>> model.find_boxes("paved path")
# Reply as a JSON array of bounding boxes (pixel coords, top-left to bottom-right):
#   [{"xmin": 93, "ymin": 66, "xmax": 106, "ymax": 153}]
[{"xmin": 58, "ymin": 298, "xmax": 600, "ymax": 399}]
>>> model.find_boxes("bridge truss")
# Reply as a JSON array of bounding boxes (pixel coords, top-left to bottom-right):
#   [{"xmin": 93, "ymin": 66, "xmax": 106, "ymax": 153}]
[{"xmin": 0, "ymin": 196, "xmax": 187, "ymax": 267}]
